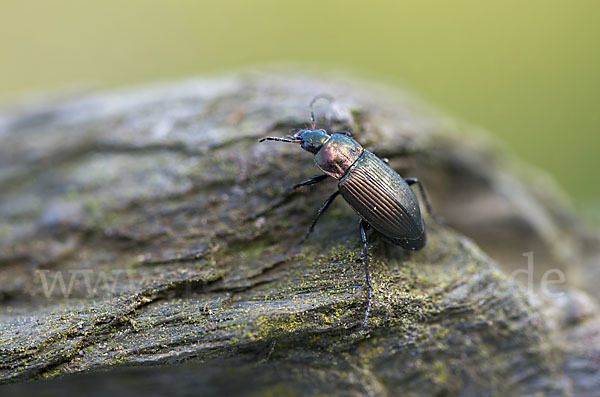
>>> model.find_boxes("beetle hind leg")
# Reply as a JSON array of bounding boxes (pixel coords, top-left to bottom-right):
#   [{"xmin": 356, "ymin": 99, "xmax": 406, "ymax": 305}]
[
  {"xmin": 359, "ymin": 219, "xmax": 374, "ymax": 327},
  {"xmin": 403, "ymin": 177, "xmax": 432, "ymax": 215},
  {"xmin": 404, "ymin": 177, "xmax": 445, "ymax": 224}
]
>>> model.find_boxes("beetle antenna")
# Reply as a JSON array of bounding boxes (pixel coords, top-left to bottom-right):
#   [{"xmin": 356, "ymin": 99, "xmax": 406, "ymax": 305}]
[
  {"xmin": 309, "ymin": 94, "xmax": 335, "ymax": 129},
  {"xmin": 258, "ymin": 136, "xmax": 302, "ymax": 143}
]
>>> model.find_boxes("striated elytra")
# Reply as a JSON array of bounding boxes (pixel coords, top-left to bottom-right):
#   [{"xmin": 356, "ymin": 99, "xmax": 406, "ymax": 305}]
[{"xmin": 259, "ymin": 97, "xmax": 432, "ymax": 326}]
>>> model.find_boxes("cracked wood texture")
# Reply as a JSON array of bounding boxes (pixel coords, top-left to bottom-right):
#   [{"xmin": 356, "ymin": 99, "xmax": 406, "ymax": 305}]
[{"xmin": 1, "ymin": 70, "xmax": 600, "ymax": 396}]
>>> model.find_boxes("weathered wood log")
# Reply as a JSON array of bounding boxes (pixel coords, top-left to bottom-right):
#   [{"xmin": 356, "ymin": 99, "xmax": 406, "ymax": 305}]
[{"xmin": 1, "ymin": 70, "xmax": 599, "ymax": 395}]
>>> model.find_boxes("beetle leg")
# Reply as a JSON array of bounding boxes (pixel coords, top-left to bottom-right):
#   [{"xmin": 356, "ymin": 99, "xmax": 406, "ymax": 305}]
[
  {"xmin": 297, "ymin": 190, "xmax": 340, "ymax": 245},
  {"xmin": 359, "ymin": 219, "xmax": 373, "ymax": 327},
  {"xmin": 287, "ymin": 174, "xmax": 328, "ymax": 193},
  {"xmin": 249, "ymin": 174, "xmax": 328, "ymax": 219},
  {"xmin": 404, "ymin": 177, "xmax": 433, "ymax": 215},
  {"xmin": 404, "ymin": 177, "xmax": 445, "ymax": 224},
  {"xmin": 332, "ymin": 130, "xmax": 352, "ymax": 137}
]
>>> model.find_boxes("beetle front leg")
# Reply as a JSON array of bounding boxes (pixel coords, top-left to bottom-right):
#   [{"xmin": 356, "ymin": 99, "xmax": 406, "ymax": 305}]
[
  {"xmin": 287, "ymin": 174, "xmax": 328, "ymax": 193},
  {"xmin": 250, "ymin": 174, "xmax": 329, "ymax": 219},
  {"xmin": 297, "ymin": 190, "xmax": 340, "ymax": 245},
  {"xmin": 359, "ymin": 219, "xmax": 373, "ymax": 327},
  {"xmin": 332, "ymin": 130, "xmax": 352, "ymax": 137}
]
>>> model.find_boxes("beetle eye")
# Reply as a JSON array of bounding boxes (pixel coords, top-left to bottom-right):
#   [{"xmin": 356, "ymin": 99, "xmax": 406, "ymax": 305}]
[{"xmin": 301, "ymin": 141, "xmax": 315, "ymax": 152}]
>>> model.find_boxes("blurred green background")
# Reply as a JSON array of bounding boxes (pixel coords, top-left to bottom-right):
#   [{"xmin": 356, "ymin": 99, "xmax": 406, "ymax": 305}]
[{"xmin": 1, "ymin": 1, "xmax": 598, "ymax": 215}]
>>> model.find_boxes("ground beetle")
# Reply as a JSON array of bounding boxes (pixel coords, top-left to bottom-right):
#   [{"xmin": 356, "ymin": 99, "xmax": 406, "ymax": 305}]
[{"xmin": 259, "ymin": 97, "xmax": 432, "ymax": 326}]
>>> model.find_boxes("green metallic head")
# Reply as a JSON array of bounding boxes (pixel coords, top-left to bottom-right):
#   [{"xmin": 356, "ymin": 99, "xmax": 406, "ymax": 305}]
[
  {"xmin": 258, "ymin": 128, "xmax": 331, "ymax": 153},
  {"xmin": 294, "ymin": 129, "xmax": 330, "ymax": 153}
]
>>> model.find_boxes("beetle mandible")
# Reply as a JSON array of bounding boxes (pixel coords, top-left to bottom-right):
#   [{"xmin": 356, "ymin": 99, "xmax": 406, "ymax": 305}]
[{"xmin": 259, "ymin": 96, "xmax": 432, "ymax": 326}]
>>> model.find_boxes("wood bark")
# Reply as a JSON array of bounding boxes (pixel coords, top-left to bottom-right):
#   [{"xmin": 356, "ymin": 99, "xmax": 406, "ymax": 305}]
[{"xmin": 1, "ymin": 70, "xmax": 599, "ymax": 395}]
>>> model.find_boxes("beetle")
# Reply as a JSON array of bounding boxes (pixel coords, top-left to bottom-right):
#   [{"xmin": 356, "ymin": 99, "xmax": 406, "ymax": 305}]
[{"xmin": 258, "ymin": 97, "xmax": 432, "ymax": 326}]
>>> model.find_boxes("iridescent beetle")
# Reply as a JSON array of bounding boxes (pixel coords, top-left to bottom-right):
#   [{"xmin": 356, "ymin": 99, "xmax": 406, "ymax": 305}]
[{"xmin": 259, "ymin": 97, "xmax": 432, "ymax": 326}]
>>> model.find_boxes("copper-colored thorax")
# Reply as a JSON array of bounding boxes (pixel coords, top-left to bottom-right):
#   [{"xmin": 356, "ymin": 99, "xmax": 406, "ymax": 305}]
[{"xmin": 313, "ymin": 134, "xmax": 364, "ymax": 179}]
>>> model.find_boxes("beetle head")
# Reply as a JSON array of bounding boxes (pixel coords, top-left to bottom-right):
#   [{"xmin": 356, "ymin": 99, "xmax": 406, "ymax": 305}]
[
  {"xmin": 258, "ymin": 128, "xmax": 330, "ymax": 153},
  {"xmin": 293, "ymin": 129, "xmax": 330, "ymax": 153}
]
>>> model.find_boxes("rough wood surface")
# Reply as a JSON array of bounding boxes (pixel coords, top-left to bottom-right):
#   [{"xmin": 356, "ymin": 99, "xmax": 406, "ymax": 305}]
[{"xmin": 1, "ymin": 70, "xmax": 599, "ymax": 395}]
